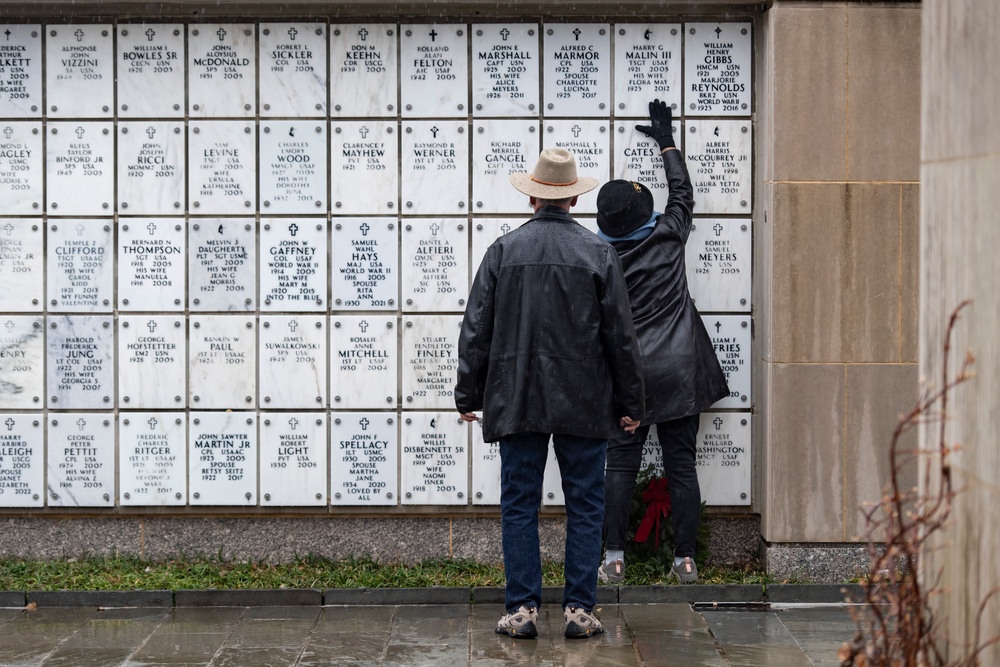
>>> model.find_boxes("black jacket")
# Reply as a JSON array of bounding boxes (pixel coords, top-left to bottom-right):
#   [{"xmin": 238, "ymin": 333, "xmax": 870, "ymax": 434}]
[{"xmin": 455, "ymin": 207, "xmax": 645, "ymax": 443}]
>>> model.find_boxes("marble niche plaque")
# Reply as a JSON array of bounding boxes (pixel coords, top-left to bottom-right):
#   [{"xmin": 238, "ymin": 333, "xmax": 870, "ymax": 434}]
[
  {"xmin": 686, "ymin": 218, "xmax": 751, "ymax": 312},
  {"xmin": 260, "ymin": 413, "xmax": 327, "ymax": 506},
  {"xmin": 47, "ymin": 220, "xmax": 113, "ymax": 313},
  {"xmin": 47, "ymin": 414, "xmax": 114, "ymax": 507},
  {"xmin": 259, "ymin": 315, "xmax": 326, "ymax": 408},
  {"xmin": 331, "ymin": 218, "xmax": 398, "ymax": 311},
  {"xmin": 471, "ymin": 24, "xmax": 539, "ymax": 117},
  {"xmin": 401, "ymin": 121, "xmax": 468, "ymax": 215},
  {"xmin": 46, "ymin": 123, "xmax": 113, "ymax": 214},
  {"xmin": 330, "ymin": 24, "xmax": 397, "ymax": 117},
  {"xmin": 701, "ymin": 314, "xmax": 751, "ymax": 409},
  {"xmin": 189, "ymin": 315, "xmax": 256, "ymax": 409},
  {"xmin": 189, "ymin": 412, "xmax": 257, "ymax": 506},
  {"xmin": 613, "ymin": 121, "xmax": 679, "ymax": 195},
  {"xmin": 0, "ymin": 122, "xmax": 43, "ymax": 213},
  {"xmin": 543, "ymin": 24, "xmax": 611, "ymax": 117},
  {"xmin": 684, "ymin": 23, "xmax": 752, "ymax": 117},
  {"xmin": 116, "ymin": 24, "xmax": 184, "ymax": 117},
  {"xmin": 401, "ymin": 220, "xmax": 468, "ymax": 312},
  {"xmin": 188, "ymin": 24, "xmax": 256, "ymax": 117},
  {"xmin": 400, "ymin": 24, "xmax": 468, "ymax": 118},
  {"xmin": 0, "ymin": 317, "xmax": 43, "ymax": 409},
  {"xmin": 189, "ymin": 219, "xmax": 256, "ymax": 311},
  {"xmin": 330, "ymin": 315, "xmax": 396, "ymax": 409},
  {"xmin": 639, "ymin": 425, "xmax": 664, "ymax": 476},
  {"xmin": 46, "ymin": 315, "xmax": 114, "ymax": 409},
  {"xmin": 117, "ymin": 122, "xmax": 185, "ymax": 214},
  {"xmin": 542, "ymin": 444, "xmax": 565, "ymax": 506},
  {"xmin": 402, "ymin": 315, "xmax": 461, "ymax": 410},
  {"xmin": 0, "ymin": 415, "xmax": 43, "ymax": 508},
  {"xmin": 0, "ymin": 24, "xmax": 42, "ymax": 117},
  {"xmin": 0, "ymin": 220, "xmax": 43, "ymax": 311},
  {"xmin": 472, "ymin": 120, "xmax": 538, "ymax": 214},
  {"xmin": 260, "ymin": 121, "xmax": 327, "ymax": 213},
  {"xmin": 614, "ymin": 24, "xmax": 683, "ymax": 117},
  {"xmin": 260, "ymin": 23, "xmax": 327, "ymax": 117},
  {"xmin": 331, "ymin": 413, "xmax": 398, "ymax": 506},
  {"xmin": 189, "ymin": 121, "xmax": 256, "ymax": 214},
  {"xmin": 118, "ymin": 316, "xmax": 186, "ymax": 409},
  {"xmin": 401, "ymin": 411, "xmax": 468, "ymax": 505},
  {"xmin": 685, "ymin": 120, "xmax": 752, "ymax": 214},
  {"xmin": 470, "ymin": 419, "xmax": 499, "ymax": 505},
  {"xmin": 697, "ymin": 413, "xmax": 751, "ymax": 505},
  {"xmin": 471, "ymin": 219, "xmax": 524, "ymax": 276},
  {"xmin": 118, "ymin": 219, "xmax": 185, "ymax": 311},
  {"xmin": 331, "ymin": 121, "xmax": 397, "ymax": 215},
  {"xmin": 260, "ymin": 219, "xmax": 326, "ymax": 311},
  {"xmin": 119, "ymin": 413, "xmax": 186, "ymax": 506},
  {"xmin": 544, "ymin": 120, "xmax": 610, "ymax": 214},
  {"xmin": 45, "ymin": 25, "xmax": 113, "ymax": 118}
]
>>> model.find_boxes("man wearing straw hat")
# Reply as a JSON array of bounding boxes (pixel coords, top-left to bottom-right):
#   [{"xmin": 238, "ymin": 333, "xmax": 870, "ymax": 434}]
[{"xmin": 456, "ymin": 148, "xmax": 645, "ymax": 639}]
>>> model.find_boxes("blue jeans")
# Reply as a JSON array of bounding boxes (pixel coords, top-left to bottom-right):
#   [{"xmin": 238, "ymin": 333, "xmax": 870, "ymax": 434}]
[{"xmin": 499, "ymin": 432, "xmax": 607, "ymax": 613}]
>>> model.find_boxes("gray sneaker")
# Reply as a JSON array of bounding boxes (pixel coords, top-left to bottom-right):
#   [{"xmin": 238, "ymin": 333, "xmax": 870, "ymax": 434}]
[
  {"xmin": 671, "ymin": 557, "xmax": 699, "ymax": 584},
  {"xmin": 598, "ymin": 560, "xmax": 625, "ymax": 584},
  {"xmin": 496, "ymin": 605, "xmax": 538, "ymax": 638},
  {"xmin": 564, "ymin": 606, "xmax": 603, "ymax": 638}
]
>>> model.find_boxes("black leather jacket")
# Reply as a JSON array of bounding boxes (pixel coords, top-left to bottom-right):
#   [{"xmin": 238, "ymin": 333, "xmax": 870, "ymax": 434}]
[{"xmin": 456, "ymin": 207, "xmax": 645, "ymax": 443}]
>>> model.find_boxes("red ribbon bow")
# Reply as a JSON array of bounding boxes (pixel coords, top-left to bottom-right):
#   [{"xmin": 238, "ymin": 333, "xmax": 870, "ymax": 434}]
[{"xmin": 634, "ymin": 477, "xmax": 671, "ymax": 548}]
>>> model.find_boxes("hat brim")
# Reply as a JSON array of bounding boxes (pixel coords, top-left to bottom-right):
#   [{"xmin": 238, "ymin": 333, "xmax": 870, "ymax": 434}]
[{"xmin": 509, "ymin": 172, "xmax": 599, "ymax": 199}]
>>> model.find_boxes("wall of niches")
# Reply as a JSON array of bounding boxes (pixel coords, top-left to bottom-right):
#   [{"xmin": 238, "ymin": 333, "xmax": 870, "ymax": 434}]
[{"xmin": 0, "ymin": 20, "xmax": 753, "ymax": 512}]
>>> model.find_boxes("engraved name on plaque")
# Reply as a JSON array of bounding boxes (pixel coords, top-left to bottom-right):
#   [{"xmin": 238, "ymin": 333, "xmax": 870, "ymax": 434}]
[
  {"xmin": 189, "ymin": 219, "xmax": 256, "ymax": 311},
  {"xmin": 189, "ymin": 412, "xmax": 257, "ymax": 506},
  {"xmin": 331, "ymin": 121, "xmax": 397, "ymax": 215},
  {"xmin": 0, "ymin": 317, "xmax": 43, "ymax": 409},
  {"xmin": 259, "ymin": 315, "xmax": 326, "ymax": 408},
  {"xmin": 402, "ymin": 315, "xmax": 461, "ymax": 410},
  {"xmin": 260, "ymin": 23, "xmax": 327, "ymax": 117},
  {"xmin": 46, "ymin": 25, "xmax": 113, "ymax": 118},
  {"xmin": 47, "ymin": 220, "xmax": 113, "ymax": 313},
  {"xmin": 189, "ymin": 315, "xmax": 256, "ymax": 409},
  {"xmin": 685, "ymin": 120, "xmax": 751, "ymax": 214},
  {"xmin": 702, "ymin": 315, "xmax": 751, "ymax": 409},
  {"xmin": 47, "ymin": 414, "xmax": 114, "ymax": 507},
  {"xmin": 260, "ymin": 121, "xmax": 327, "ymax": 213},
  {"xmin": 189, "ymin": 121, "xmax": 256, "ymax": 214},
  {"xmin": 47, "ymin": 123, "xmax": 114, "ymax": 214},
  {"xmin": 260, "ymin": 413, "xmax": 327, "ymax": 506},
  {"xmin": 0, "ymin": 123, "xmax": 43, "ymax": 213},
  {"xmin": 543, "ymin": 24, "xmax": 610, "ymax": 117},
  {"xmin": 331, "ymin": 413, "xmax": 397, "ymax": 506},
  {"xmin": 684, "ymin": 23, "xmax": 752, "ymax": 117},
  {"xmin": 472, "ymin": 24, "xmax": 539, "ymax": 117},
  {"xmin": 117, "ymin": 24, "xmax": 184, "ymax": 117},
  {"xmin": 401, "ymin": 24, "xmax": 468, "ymax": 117},
  {"xmin": 119, "ymin": 413, "xmax": 186, "ymax": 506},
  {"xmin": 640, "ymin": 426, "xmax": 664, "ymax": 476},
  {"xmin": 118, "ymin": 316, "xmax": 185, "ymax": 409},
  {"xmin": 401, "ymin": 121, "xmax": 468, "ymax": 215},
  {"xmin": 189, "ymin": 24, "xmax": 256, "ymax": 117},
  {"xmin": 686, "ymin": 218, "xmax": 751, "ymax": 312},
  {"xmin": 401, "ymin": 411, "xmax": 467, "ymax": 505},
  {"xmin": 0, "ymin": 221, "xmax": 43, "ymax": 311},
  {"xmin": 0, "ymin": 415, "xmax": 43, "ymax": 507},
  {"xmin": 697, "ymin": 413, "xmax": 751, "ymax": 505},
  {"xmin": 613, "ymin": 122, "xmax": 678, "ymax": 194},
  {"xmin": 614, "ymin": 24, "xmax": 682, "ymax": 117},
  {"xmin": 401, "ymin": 220, "xmax": 468, "ymax": 312},
  {"xmin": 331, "ymin": 218, "xmax": 398, "ymax": 311},
  {"xmin": 472, "ymin": 120, "xmax": 537, "ymax": 214},
  {"xmin": 471, "ymin": 219, "xmax": 523, "ymax": 276},
  {"xmin": 0, "ymin": 24, "xmax": 42, "ymax": 117},
  {"xmin": 46, "ymin": 315, "xmax": 114, "ymax": 409},
  {"xmin": 260, "ymin": 219, "xmax": 326, "ymax": 311},
  {"xmin": 545, "ymin": 120, "xmax": 609, "ymax": 213},
  {"xmin": 471, "ymin": 419, "xmax": 499, "ymax": 505},
  {"xmin": 118, "ymin": 219, "xmax": 185, "ymax": 311},
  {"xmin": 117, "ymin": 121, "xmax": 185, "ymax": 214},
  {"xmin": 331, "ymin": 315, "xmax": 396, "ymax": 409},
  {"xmin": 330, "ymin": 24, "xmax": 397, "ymax": 117}
]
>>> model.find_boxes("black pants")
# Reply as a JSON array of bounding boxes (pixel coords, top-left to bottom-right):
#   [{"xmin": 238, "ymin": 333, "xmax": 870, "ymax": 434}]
[{"xmin": 602, "ymin": 413, "xmax": 701, "ymax": 558}]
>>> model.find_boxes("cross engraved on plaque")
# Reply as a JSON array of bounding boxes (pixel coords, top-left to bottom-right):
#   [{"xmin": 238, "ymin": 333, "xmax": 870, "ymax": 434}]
[
  {"xmin": 117, "ymin": 122, "xmax": 185, "ymax": 214},
  {"xmin": 117, "ymin": 24, "xmax": 184, "ymax": 117},
  {"xmin": 544, "ymin": 120, "xmax": 609, "ymax": 213},
  {"xmin": 0, "ymin": 25, "xmax": 42, "ymax": 118},
  {"xmin": 188, "ymin": 219, "xmax": 256, "ymax": 311},
  {"xmin": 685, "ymin": 218, "xmax": 751, "ymax": 312},
  {"xmin": 331, "ymin": 315, "xmax": 396, "ymax": 409},
  {"xmin": 259, "ymin": 315, "xmax": 326, "ymax": 408},
  {"xmin": 260, "ymin": 219, "xmax": 326, "ymax": 311},
  {"xmin": 118, "ymin": 315, "xmax": 185, "ymax": 409},
  {"xmin": 684, "ymin": 23, "xmax": 752, "ymax": 117},
  {"xmin": 472, "ymin": 24, "xmax": 539, "ymax": 117},
  {"xmin": 0, "ymin": 415, "xmax": 43, "ymax": 507},
  {"xmin": 401, "ymin": 24, "xmax": 469, "ymax": 117},
  {"xmin": 119, "ymin": 412, "xmax": 186, "ymax": 506},
  {"xmin": 47, "ymin": 414, "xmax": 114, "ymax": 507},
  {"xmin": 401, "ymin": 412, "xmax": 468, "ymax": 505},
  {"xmin": 260, "ymin": 23, "xmax": 326, "ymax": 116},
  {"xmin": 118, "ymin": 217, "xmax": 185, "ymax": 310},
  {"xmin": 46, "ymin": 24, "xmax": 113, "ymax": 118},
  {"xmin": 0, "ymin": 220, "xmax": 43, "ymax": 311},
  {"xmin": 331, "ymin": 24, "xmax": 397, "ymax": 117},
  {"xmin": 46, "ymin": 122, "xmax": 114, "ymax": 214},
  {"xmin": 189, "ymin": 412, "xmax": 257, "ymax": 505},
  {"xmin": 331, "ymin": 219, "xmax": 398, "ymax": 311},
  {"xmin": 0, "ymin": 123, "xmax": 43, "ymax": 213},
  {"xmin": 401, "ymin": 220, "xmax": 468, "ymax": 312},
  {"xmin": 189, "ymin": 23, "xmax": 256, "ymax": 116},
  {"xmin": 696, "ymin": 413, "xmax": 751, "ymax": 505},
  {"xmin": 543, "ymin": 24, "xmax": 611, "ymax": 117},
  {"xmin": 260, "ymin": 413, "xmax": 327, "ymax": 506},
  {"xmin": 702, "ymin": 315, "xmax": 751, "ymax": 409},
  {"xmin": 401, "ymin": 121, "xmax": 468, "ymax": 214},
  {"xmin": 471, "ymin": 219, "xmax": 524, "ymax": 277},
  {"xmin": 331, "ymin": 413, "xmax": 398, "ymax": 506},
  {"xmin": 331, "ymin": 121, "xmax": 397, "ymax": 214}
]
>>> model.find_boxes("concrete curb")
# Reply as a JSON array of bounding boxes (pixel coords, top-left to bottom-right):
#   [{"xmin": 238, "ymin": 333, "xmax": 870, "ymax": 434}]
[
  {"xmin": 174, "ymin": 589, "xmax": 322, "ymax": 606},
  {"xmin": 323, "ymin": 587, "xmax": 470, "ymax": 605},
  {"xmin": 26, "ymin": 590, "xmax": 173, "ymax": 607},
  {"xmin": 765, "ymin": 583, "xmax": 865, "ymax": 604}
]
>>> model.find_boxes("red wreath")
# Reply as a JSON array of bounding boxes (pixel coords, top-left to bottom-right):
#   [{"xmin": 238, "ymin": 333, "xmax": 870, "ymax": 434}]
[{"xmin": 633, "ymin": 477, "xmax": 671, "ymax": 549}]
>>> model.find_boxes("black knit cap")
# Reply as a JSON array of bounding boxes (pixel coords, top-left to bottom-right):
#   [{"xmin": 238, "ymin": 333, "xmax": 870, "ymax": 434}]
[{"xmin": 596, "ymin": 179, "xmax": 655, "ymax": 237}]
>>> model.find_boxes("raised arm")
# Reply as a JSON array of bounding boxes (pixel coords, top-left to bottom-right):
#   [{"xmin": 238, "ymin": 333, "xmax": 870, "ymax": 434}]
[{"xmin": 636, "ymin": 99, "xmax": 694, "ymax": 239}]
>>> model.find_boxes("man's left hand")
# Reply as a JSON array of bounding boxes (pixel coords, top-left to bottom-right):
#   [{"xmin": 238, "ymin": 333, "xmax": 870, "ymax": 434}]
[
  {"xmin": 620, "ymin": 416, "xmax": 640, "ymax": 433},
  {"xmin": 459, "ymin": 412, "xmax": 480, "ymax": 422}
]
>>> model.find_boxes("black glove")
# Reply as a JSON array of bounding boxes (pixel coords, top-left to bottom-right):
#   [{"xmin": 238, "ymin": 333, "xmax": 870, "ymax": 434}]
[{"xmin": 635, "ymin": 99, "xmax": 675, "ymax": 150}]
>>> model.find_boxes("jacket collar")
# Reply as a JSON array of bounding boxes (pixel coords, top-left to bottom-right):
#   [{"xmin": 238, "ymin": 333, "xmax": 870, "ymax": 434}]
[{"xmin": 528, "ymin": 205, "xmax": 577, "ymax": 224}]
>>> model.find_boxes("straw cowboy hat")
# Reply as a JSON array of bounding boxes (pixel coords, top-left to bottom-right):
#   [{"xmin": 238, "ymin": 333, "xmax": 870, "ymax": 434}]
[{"xmin": 509, "ymin": 148, "xmax": 599, "ymax": 199}]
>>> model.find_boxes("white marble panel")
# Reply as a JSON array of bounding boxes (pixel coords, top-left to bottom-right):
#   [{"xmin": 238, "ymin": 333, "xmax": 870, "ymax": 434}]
[
  {"xmin": 260, "ymin": 23, "xmax": 327, "ymax": 117},
  {"xmin": 260, "ymin": 219, "xmax": 326, "ymax": 311},
  {"xmin": 331, "ymin": 412, "xmax": 398, "ymax": 506},
  {"xmin": 46, "ymin": 315, "xmax": 114, "ymax": 409},
  {"xmin": 687, "ymin": 218, "xmax": 751, "ymax": 312},
  {"xmin": 697, "ymin": 412, "xmax": 751, "ymax": 505},
  {"xmin": 401, "ymin": 121, "xmax": 468, "ymax": 215},
  {"xmin": 189, "ymin": 219, "xmax": 256, "ymax": 311},
  {"xmin": 613, "ymin": 121, "xmax": 680, "ymax": 196},
  {"xmin": 331, "ymin": 218, "xmax": 398, "ymax": 311},
  {"xmin": 400, "ymin": 411, "xmax": 468, "ymax": 505},
  {"xmin": 472, "ymin": 120, "xmax": 538, "ymax": 214},
  {"xmin": 330, "ymin": 24, "xmax": 397, "ymax": 117},
  {"xmin": 118, "ymin": 315, "xmax": 186, "ymax": 409},
  {"xmin": 45, "ymin": 25, "xmax": 113, "ymax": 118},
  {"xmin": 331, "ymin": 121, "xmax": 397, "ymax": 215},
  {"xmin": 401, "ymin": 315, "xmax": 461, "ymax": 410},
  {"xmin": 685, "ymin": 120, "xmax": 752, "ymax": 214},
  {"xmin": 0, "ymin": 24, "xmax": 42, "ymax": 117},
  {"xmin": 189, "ymin": 121, "xmax": 256, "ymax": 214},
  {"xmin": 543, "ymin": 120, "xmax": 609, "ymax": 214},
  {"xmin": 117, "ymin": 122, "xmax": 185, "ymax": 214},
  {"xmin": 401, "ymin": 24, "xmax": 468, "ymax": 117},
  {"xmin": 639, "ymin": 425, "xmax": 664, "ymax": 476},
  {"xmin": 260, "ymin": 413, "xmax": 327, "ymax": 506},
  {"xmin": 470, "ymin": 419, "xmax": 499, "ymax": 505},
  {"xmin": 259, "ymin": 315, "xmax": 326, "ymax": 408},
  {"xmin": 46, "ymin": 414, "xmax": 114, "ymax": 507},
  {"xmin": 0, "ymin": 220, "xmax": 43, "ymax": 311},
  {"xmin": 189, "ymin": 412, "xmax": 257, "ymax": 505},
  {"xmin": 0, "ymin": 414, "xmax": 43, "ymax": 507},
  {"xmin": 701, "ymin": 314, "xmax": 751, "ymax": 409},
  {"xmin": 577, "ymin": 216, "xmax": 599, "ymax": 236},
  {"xmin": 189, "ymin": 315, "xmax": 256, "ymax": 409},
  {"xmin": 0, "ymin": 122, "xmax": 42, "ymax": 213},
  {"xmin": 260, "ymin": 121, "xmax": 327, "ymax": 213},
  {"xmin": 116, "ymin": 24, "xmax": 184, "ymax": 117},
  {"xmin": 401, "ymin": 220, "xmax": 468, "ymax": 313},
  {"xmin": 330, "ymin": 315, "xmax": 396, "ymax": 409},
  {"xmin": 541, "ymin": 443, "xmax": 565, "ymax": 506},
  {"xmin": 542, "ymin": 24, "xmax": 610, "ymax": 117},
  {"xmin": 684, "ymin": 23, "xmax": 752, "ymax": 117},
  {"xmin": 188, "ymin": 24, "xmax": 256, "ymax": 117},
  {"xmin": 118, "ymin": 218, "xmax": 185, "ymax": 311},
  {"xmin": 472, "ymin": 24, "xmax": 539, "ymax": 117},
  {"xmin": 614, "ymin": 24, "xmax": 683, "ymax": 117},
  {"xmin": 46, "ymin": 123, "xmax": 113, "ymax": 214},
  {"xmin": 0, "ymin": 317, "xmax": 43, "ymax": 409},
  {"xmin": 471, "ymin": 218, "xmax": 524, "ymax": 278},
  {"xmin": 119, "ymin": 413, "xmax": 186, "ymax": 506},
  {"xmin": 47, "ymin": 220, "xmax": 113, "ymax": 313}
]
